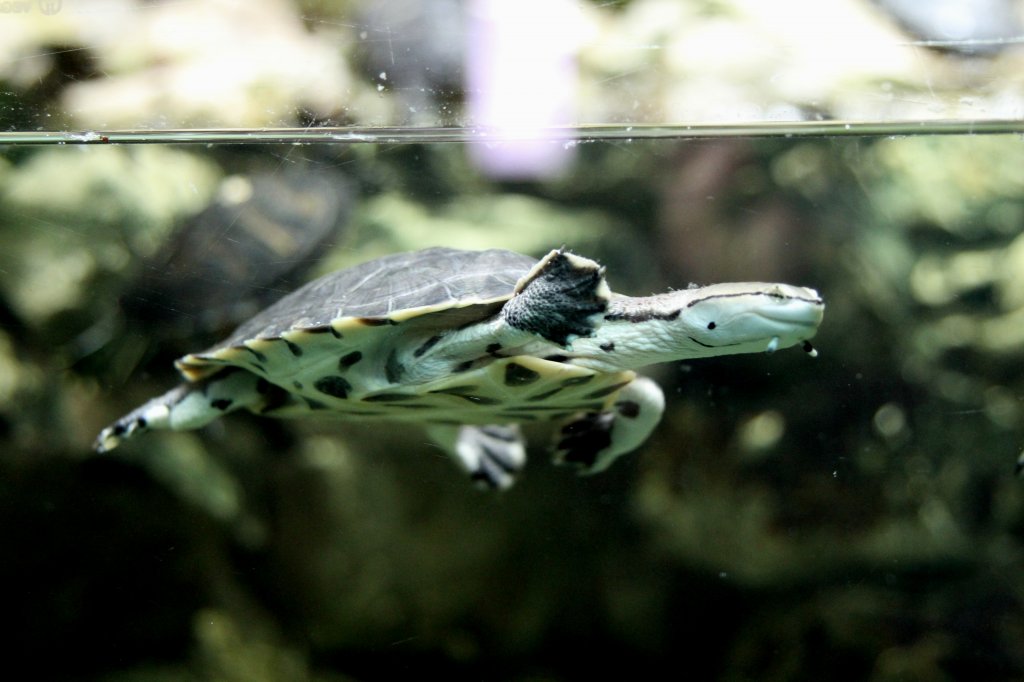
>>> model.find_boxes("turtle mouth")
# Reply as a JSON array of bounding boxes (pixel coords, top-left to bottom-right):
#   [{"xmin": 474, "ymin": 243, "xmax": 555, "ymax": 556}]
[{"xmin": 753, "ymin": 300, "xmax": 824, "ymax": 330}]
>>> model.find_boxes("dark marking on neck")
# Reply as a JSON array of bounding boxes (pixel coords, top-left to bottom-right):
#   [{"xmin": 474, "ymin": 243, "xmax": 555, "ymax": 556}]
[
  {"xmin": 605, "ymin": 309, "xmax": 679, "ymax": 323},
  {"xmin": 414, "ymin": 334, "xmax": 444, "ymax": 358},
  {"xmin": 686, "ymin": 291, "xmax": 823, "ymax": 307},
  {"xmin": 284, "ymin": 340, "xmax": 303, "ymax": 357},
  {"xmin": 599, "ymin": 341, "xmax": 615, "ymax": 352},
  {"xmin": 544, "ymin": 354, "xmax": 569, "ymax": 363},
  {"xmin": 385, "ymin": 349, "xmax": 404, "ymax": 384},
  {"xmin": 486, "ymin": 342, "xmax": 503, "ymax": 357}
]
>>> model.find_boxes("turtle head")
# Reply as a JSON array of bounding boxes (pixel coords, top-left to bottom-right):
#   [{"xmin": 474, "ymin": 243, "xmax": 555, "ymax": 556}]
[
  {"xmin": 574, "ymin": 282, "xmax": 824, "ymax": 370},
  {"xmin": 676, "ymin": 282, "xmax": 824, "ymax": 358}
]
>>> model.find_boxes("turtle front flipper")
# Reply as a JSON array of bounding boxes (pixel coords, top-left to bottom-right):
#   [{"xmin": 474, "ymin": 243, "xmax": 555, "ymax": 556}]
[
  {"xmin": 94, "ymin": 369, "xmax": 272, "ymax": 452},
  {"xmin": 426, "ymin": 424, "xmax": 527, "ymax": 490},
  {"xmin": 501, "ymin": 249, "xmax": 611, "ymax": 346},
  {"xmin": 553, "ymin": 376, "xmax": 665, "ymax": 474}
]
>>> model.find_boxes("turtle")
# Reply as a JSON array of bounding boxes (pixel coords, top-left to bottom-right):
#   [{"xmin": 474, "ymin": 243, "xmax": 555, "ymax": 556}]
[{"xmin": 94, "ymin": 247, "xmax": 824, "ymax": 489}]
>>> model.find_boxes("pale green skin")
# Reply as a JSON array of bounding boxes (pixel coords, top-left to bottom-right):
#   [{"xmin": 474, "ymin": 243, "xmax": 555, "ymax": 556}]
[{"xmin": 95, "ymin": 247, "xmax": 824, "ymax": 488}]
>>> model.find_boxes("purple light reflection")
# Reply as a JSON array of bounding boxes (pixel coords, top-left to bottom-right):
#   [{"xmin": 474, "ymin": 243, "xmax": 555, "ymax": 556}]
[{"xmin": 465, "ymin": 0, "xmax": 585, "ymax": 180}]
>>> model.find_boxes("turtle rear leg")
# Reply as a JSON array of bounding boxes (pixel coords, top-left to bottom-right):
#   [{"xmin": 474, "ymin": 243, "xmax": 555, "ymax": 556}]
[
  {"xmin": 94, "ymin": 369, "xmax": 270, "ymax": 452},
  {"xmin": 426, "ymin": 424, "xmax": 527, "ymax": 490},
  {"xmin": 553, "ymin": 376, "xmax": 665, "ymax": 474}
]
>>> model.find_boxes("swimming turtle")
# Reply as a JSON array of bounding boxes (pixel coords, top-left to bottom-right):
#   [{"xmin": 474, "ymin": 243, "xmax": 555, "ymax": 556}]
[{"xmin": 95, "ymin": 247, "xmax": 824, "ymax": 489}]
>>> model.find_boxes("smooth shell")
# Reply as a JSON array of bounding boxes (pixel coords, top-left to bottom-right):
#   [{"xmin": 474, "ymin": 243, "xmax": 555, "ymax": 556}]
[{"xmin": 214, "ymin": 247, "xmax": 536, "ymax": 347}]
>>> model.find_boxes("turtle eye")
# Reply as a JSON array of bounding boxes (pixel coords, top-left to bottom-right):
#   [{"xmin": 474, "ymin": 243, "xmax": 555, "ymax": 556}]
[{"xmin": 707, "ymin": 322, "xmax": 716, "ymax": 330}]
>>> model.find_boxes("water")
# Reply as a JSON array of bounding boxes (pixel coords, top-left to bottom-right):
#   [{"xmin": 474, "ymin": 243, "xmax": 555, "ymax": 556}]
[{"xmin": 3, "ymin": 127, "xmax": 1024, "ymax": 680}]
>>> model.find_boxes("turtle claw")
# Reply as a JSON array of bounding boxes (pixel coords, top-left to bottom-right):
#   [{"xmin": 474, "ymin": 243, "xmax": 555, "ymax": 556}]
[
  {"xmin": 552, "ymin": 376, "xmax": 666, "ymax": 475},
  {"xmin": 459, "ymin": 425, "xmax": 527, "ymax": 490},
  {"xmin": 427, "ymin": 424, "xmax": 526, "ymax": 490},
  {"xmin": 553, "ymin": 411, "xmax": 615, "ymax": 474}
]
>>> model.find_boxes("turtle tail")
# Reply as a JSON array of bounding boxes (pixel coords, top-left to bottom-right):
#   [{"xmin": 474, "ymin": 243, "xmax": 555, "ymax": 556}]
[{"xmin": 94, "ymin": 369, "xmax": 268, "ymax": 453}]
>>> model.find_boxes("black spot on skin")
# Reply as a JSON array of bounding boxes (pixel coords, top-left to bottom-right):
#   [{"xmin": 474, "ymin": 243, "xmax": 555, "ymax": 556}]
[
  {"xmin": 544, "ymin": 354, "xmax": 569, "ymax": 363},
  {"xmin": 304, "ymin": 398, "xmax": 327, "ymax": 410},
  {"xmin": 616, "ymin": 400, "xmax": 640, "ymax": 418},
  {"xmin": 414, "ymin": 334, "xmax": 443, "ymax": 358},
  {"xmin": 504, "ymin": 362, "xmax": 541, "ymax": 386},
  {"xmin": 211, "ymin": 398, "xmax": 233, "ymax": 411},
  {"xmin": 527, "ymin": 386, "xmax": 565, "ymax": 402},
  {"xmin": 314, "ymin": 376, "xmax": 351, "ymax": 399},
  {"xmin": 293, "ymin": 381, "xmax": 303, "ymax": 390},
  {"xmin": 113, "ymin": 424, "xmax": 126, "ymax": 436},
  {"xmin": 284, "ymin": 340, "xmax": 303, "ymax": 356},
  {"xmin": 338, "ymin": 351, "xmax": 363, "ymax": 370},
  {"xmin": 363, "ymin": 393, "xmax": 417, "ymax": 402},
  {"xmin": 428, "ymin": 387, "xmax": 500, "ymax": 405},
  {"xmin": 585, "ymin": 381, "xmax": 632, "ymax": 399},
  {"xmin": 707, "ymin": 322, "xmax": 716, "ymax": 330},
  {"xmin": 560, "ymin": 375, "xmax": 595, "ymax": 388},
  {"xmin": 457, "ymin": 394, "xmax": 502, "ymax": 406},
  {"xmin": 429, "ymin": 385, "xmax": 481, "ymax": 396},
  {"xmin": 486, "ymin": 343, "xmax": 503, "ymax": 357},
  {"xmin": 453, "ymin": 360, "xmax": 475, "ymax": 373},
  {"xmin": 357, "ymin": 317, "xmax": 397, "ymax": 327},
  {"xmin": 257, "ymin": 383, "xmax": 291, "ymax": 413},
  {"xmin": 240, "ymin": 345, "xmax": 268, "ymax": 363},
  {"xmin": 256, "ymin": 378, "xmax": 270, "ymax": 394},
  {"xmin": 135, "ymin": 417, "xmax": 148, "ymax": 429},
  {"xmin": 385, "ymin": 350, "xmax": 404, "ymax": 384},
  {"xmin": 599, "ymin": 342, "xmax": 615, "ymax": 352},
  {"xmin": 307, "ymin": 325, "xmax": 342, "ymax": 339}
]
